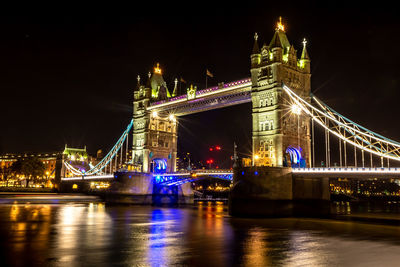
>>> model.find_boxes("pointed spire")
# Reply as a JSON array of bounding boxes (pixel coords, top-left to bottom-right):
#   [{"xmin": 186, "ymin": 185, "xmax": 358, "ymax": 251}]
[
  {"xmin": 301, "ymin": 38, "xmax": 310, "ymax": 60},
  {"xmin": 276, "ymin": 16, "xmax": 285, "ymax": 32},
  {"xmin": 172, "ymin": 78, "xmax": 178, "ymax": 97},
  {"xmin": 135, "ymin": 75, "xmax": 141, "ymax": 91},
  {"xmin": 146, "ymin": 71, "xmax": 152, "ymax": 88},
  {"xmin": 252, "ymin": 32, "xmax": 260, "ymax": 54}
]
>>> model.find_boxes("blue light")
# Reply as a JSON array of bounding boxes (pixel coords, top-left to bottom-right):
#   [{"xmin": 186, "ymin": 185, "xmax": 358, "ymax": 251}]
[
  {"xmin": 241, "ymin": 171, "xmax": 244, "ymax": 175},
  {"xmin": 153, "ymin": 158, "xmax": 168, "ymax": 173},
  {"xmin": 286, "ymin": 146, "xmax": 302, "ymax": 166},
  {"xmin": 254, "ymin": 171, "xmax": 258, "ymax": 175}
]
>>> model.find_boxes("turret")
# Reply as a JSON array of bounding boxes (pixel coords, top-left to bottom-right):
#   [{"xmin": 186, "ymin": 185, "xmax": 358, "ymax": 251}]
[
  {"xmin": 172, "ymin": 78, "xmax": 178, "ymax": 97},
  {"xmin": 251, "ymin": 32, "xmax": 261, "ymax": 68},
  {"xmin": 300, "ymin": 38, "xmax": 311, "ymax": 73},
  {"xmin": 134, "ymin": 75, "xmax": 141, "ymax": 100},
  {"xmin": 250, "ymin": 32, "xmax": 261, "ymax": 85}
]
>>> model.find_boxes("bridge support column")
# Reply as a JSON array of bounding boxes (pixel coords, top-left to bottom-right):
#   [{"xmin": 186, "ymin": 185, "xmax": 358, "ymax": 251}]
[
  {"xmin": 229, "ymin": 166, "xmax": 330, "ymax": 217},
  {"xmin": 104, "ymin": 171, "xmax": 193, "ymax": 205}
]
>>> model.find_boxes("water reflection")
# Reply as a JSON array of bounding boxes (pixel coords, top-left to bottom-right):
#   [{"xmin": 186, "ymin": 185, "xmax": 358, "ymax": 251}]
[
  {"xmin": 146, "ymin": 209, "xmax": 187, "ymax": 266},
  {"xmin": 1, "ymin": 199, "xmax": 400, "ymax": 266}
]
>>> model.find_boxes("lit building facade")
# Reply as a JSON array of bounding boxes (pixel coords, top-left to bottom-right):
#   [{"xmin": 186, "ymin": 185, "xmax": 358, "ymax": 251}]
[
  {"xmin": 0, "ymin": 145, "xmax": 91, "ymax": 187},
  {"xmin": 250, "ymin": 18, "xmax": 311, "ymax": 167}
]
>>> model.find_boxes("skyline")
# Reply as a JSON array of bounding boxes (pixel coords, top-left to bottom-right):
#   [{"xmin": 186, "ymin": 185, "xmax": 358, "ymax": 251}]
[{"xmin": 1, "ymin": 4, "xmax": 400, "ymax": 165}]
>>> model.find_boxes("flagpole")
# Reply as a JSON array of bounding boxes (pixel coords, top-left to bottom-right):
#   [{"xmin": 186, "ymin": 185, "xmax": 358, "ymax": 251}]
[{"xmin": 205, "ymin": 73, "xmax": 208, "ymax": 90}]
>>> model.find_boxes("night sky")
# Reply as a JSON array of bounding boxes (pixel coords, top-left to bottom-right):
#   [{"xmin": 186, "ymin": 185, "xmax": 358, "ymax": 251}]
[{"xmin": 1, "ymin": 2, "xmax": 400, "ymax": 166}]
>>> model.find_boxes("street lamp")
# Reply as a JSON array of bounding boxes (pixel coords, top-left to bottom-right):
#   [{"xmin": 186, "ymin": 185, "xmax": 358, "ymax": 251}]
[
  {"xmin": 253, "ymin": 154, "xmax": 259, "ymax": 166},
  {"xmin": 291, "ymin": 104, "xmax": 301, "ymax": 151}
]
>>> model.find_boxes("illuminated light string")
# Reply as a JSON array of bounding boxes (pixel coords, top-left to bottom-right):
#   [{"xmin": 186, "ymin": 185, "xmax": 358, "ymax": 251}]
[
  {"xmin": 155, "ymin": 171, "xmax": 233, "ymax": 186},
  {"xmin": 292, "ymin": 167, "xmax": 400, "ymax": 173},
  {"xmin": 285, "ymin": 86, "xmax": 399, "ymax": 149},
  {"xmin": 282, "ymin": 85, "xmax": 400, "ymax": 162},
  {"xmin": 148, "ymin": 79, "xmax": 252, "ymax": 110},
  {"xmin": 312, "ymin": 95, "xmax": 400, "ymax": 147},
  {"xmin": 63, "ymin": 119, "xmax": 133, "ymax": 176},
  {"xmin": 62, "ymin": 174, "xmax": 114, "ymax": 181}
]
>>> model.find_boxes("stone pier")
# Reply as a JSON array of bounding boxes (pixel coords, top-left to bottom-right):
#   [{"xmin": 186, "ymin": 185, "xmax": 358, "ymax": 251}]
[
  {"xmin": 104, "ymin": 171, "xmax": 193, "ymax": 205},
  {"xmin": 229, "ymin": 166, "xmax": 330, "ymax": 217}
]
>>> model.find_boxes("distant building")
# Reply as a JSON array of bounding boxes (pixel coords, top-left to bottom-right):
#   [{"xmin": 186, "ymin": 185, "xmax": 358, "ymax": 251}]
[
  {"xmin": 330, "ymin": 177, "xmax": 400, "ymax": 197},
  {"xmin": 0, "ymin": 145, "xmax": 92, "ymax": 187}
]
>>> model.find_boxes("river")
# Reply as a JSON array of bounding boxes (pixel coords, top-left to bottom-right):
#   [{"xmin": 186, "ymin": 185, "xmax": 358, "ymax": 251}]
[{"xmin": 1, "ymin": 194, "xmax": 400, "ymax": 266}]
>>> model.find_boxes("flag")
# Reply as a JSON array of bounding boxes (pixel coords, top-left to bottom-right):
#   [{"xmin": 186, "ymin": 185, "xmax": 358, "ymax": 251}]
[
  {"xmin": 206, "ymin": 69, "xmax": 214, "ymax": 78},
  {"xmin": 180, "ymin": 77, "xmax": 186, "ymax": 83}
]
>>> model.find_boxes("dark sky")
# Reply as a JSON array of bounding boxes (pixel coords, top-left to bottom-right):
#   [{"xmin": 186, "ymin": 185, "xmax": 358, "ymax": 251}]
[{"xmin": 1, "ymin": 2, "xmax": 400, "ymax": 166}]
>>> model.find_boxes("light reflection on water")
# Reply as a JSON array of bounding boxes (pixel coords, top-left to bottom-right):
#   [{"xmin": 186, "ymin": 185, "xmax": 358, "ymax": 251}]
[{"xmin": 1, "ymin": 200, "xmax": 400, "ymax": 266}]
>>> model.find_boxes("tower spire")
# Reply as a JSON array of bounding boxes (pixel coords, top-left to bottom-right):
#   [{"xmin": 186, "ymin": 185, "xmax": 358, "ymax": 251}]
[
  {"xmin": 252, "ymin": 32, "xmax": 260, "ymax": 54},
  {"xmin": 301, "ymin": 38, "xmax": 310, "ymax": 60},
  {"xmin": 276, "ymin": 16, "xmax": 285, "ymax": 32},
  {"xmin": 172, "ymin": 78, "xmax": 178, "ymax": 97},
  {"xmin": 136, "ymin": 75, "xmax": 141, "ymax": 91}
]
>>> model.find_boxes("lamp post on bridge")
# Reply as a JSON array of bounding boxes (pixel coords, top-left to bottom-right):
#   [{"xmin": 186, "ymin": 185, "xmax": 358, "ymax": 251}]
[{"xmin": 291, "ymin": 104, "xmax": 301, "ymax": 167}]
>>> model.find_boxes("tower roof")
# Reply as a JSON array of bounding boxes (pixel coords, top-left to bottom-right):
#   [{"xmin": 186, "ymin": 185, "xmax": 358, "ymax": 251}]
[
  {"xmin": 269, "ymin": 17, "xmax": 290, "ymax": 52},
  {"xmin": 150, "ymin": 63, "xmax": 171, "ymax": 98}
]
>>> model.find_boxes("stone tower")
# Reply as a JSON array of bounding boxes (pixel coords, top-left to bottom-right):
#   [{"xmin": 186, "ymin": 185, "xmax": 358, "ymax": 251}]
[
  {"xmin": 250, "ymin": 18, "xmax": 311, "ymax": 167},
  {"xmin": 132, "ymin": 64, "xmax": 178, "ymax": 173}
]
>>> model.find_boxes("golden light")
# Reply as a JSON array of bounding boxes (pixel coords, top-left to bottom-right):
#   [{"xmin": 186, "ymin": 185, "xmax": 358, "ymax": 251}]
[
  {"xmin": 254, "ymin": 154, "xmax": 260, "ymax": 160},
  {"xmin": 72, "ymin": 184, "xmax": 78, "ymax": 190},
  {"xmin": 291, "ymin": 104, "xmax": 301, "ymax": 115},
  {"xmin": 169, "ymin": 114, "xmax": 176, "ymax": 122},
  {"xmin": 154, "ymin": 63, "xmax": 162, "ymax": 74},
  {"xmin": 276, "ymin": 16, "xmax": 285, "ymax": 32}
]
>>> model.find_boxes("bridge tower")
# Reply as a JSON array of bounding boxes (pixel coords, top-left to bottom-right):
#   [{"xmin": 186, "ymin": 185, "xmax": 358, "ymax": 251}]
[
  {"xmin": 132, "ymin": 64, "xmax": 178, "ymax": 173},
  {"xmin": 250, "ymin": 18, "xmax": 311, "ymax": 167}
]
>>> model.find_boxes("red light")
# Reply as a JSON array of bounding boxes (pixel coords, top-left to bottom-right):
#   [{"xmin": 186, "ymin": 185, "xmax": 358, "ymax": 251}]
[
  {"xmin": 216, "ymin": 146, "xmax": 221, "ymax": 150},
  {"xmin": 209, "ymin": 147, "xmax": 213, "ymax": 151}
]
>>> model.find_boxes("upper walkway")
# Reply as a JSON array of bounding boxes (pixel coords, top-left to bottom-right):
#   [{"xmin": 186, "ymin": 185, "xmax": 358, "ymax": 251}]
[{"xmin": 147, "ymin": 78, "xmax": 252, "ymax": 116}]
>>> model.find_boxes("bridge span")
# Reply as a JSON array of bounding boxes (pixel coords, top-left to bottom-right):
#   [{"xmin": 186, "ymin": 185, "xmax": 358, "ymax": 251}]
[
  {"xmin": 61, "ymin": 167, "xmax": 400, "ymax": 185},
  {"xmin": 292, "ymin": 167, "xmax": 400, "ymax": 179}
]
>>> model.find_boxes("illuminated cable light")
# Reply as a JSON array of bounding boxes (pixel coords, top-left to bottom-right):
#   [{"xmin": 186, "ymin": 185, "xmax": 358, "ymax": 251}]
[{"xmin": 283, "ymin": 85, "xmax": 400, "ymax": 162}]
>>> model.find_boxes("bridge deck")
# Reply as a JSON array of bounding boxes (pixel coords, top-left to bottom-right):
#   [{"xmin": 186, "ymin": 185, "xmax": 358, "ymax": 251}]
[
  {"xmin": 147, "ymin": 79, "xmax": 251, "ymax": 116},
  {"xmin": 292, "ymin": 167, "xmax": 400, "ymax": 179}
]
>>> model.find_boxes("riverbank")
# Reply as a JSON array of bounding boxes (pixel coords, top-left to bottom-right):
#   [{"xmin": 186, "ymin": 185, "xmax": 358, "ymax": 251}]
[
  {"xmin": 0, "ymin": 192, "xmax": 100, "ymax": 204},
  {"xmin": 0, "ymin": 187, "xmax": 55, "ymax": 193}
]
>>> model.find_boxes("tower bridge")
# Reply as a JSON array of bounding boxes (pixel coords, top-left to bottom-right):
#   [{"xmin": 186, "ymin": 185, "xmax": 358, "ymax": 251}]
[{"xmin": 59, "ymin": 18, "xmax": 400, "ymax": 212}]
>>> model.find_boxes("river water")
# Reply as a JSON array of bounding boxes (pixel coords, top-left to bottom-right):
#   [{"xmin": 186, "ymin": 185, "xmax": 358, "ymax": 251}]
[{"xmin": 1, "ymin": 195, "xmax": 400, "ymax": 266}]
